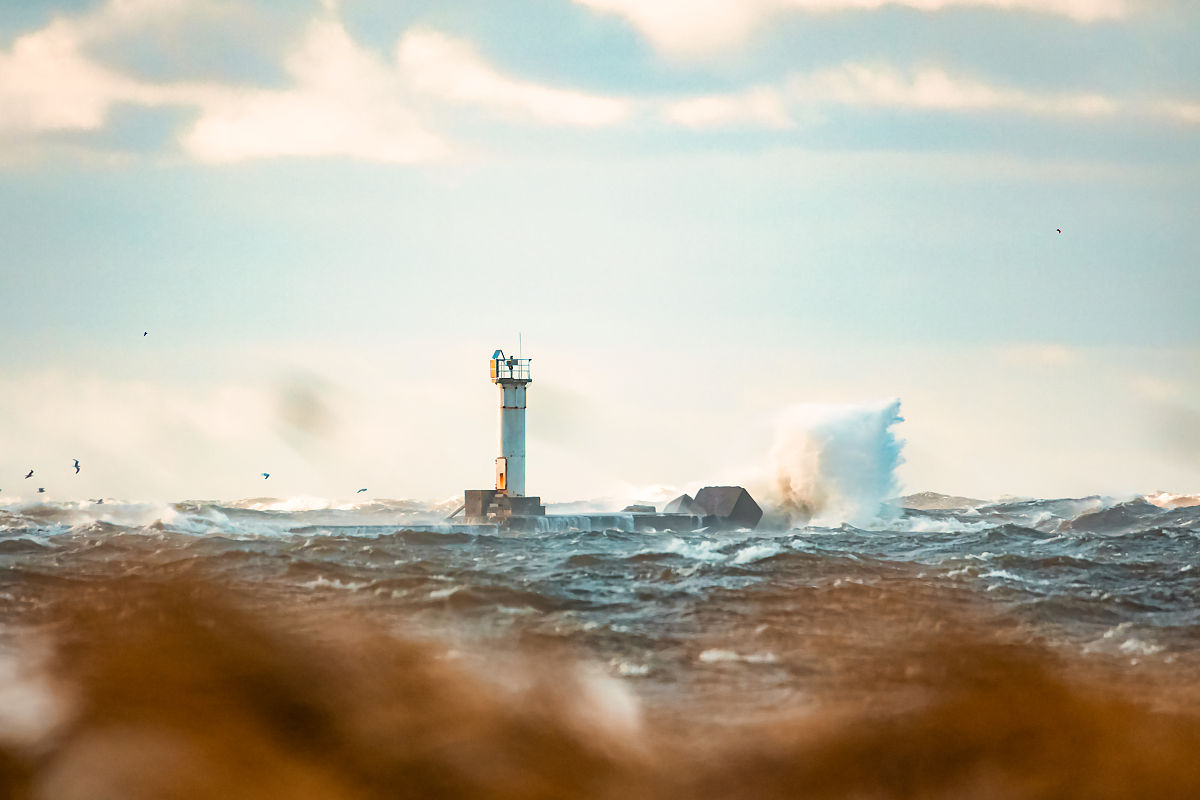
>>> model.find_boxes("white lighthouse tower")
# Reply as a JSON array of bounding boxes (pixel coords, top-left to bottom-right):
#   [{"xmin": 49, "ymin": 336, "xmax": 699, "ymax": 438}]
[
  {"xmin": 491, "ymin": 349, "xmax": 531, "ymax": 496},
  {"xmin": 461, "ymin": 348, "xmax": 544, "ymax": 523}
]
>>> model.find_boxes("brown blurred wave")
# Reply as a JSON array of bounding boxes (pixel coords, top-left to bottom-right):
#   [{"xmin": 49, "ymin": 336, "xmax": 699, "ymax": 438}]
[{"xmin": 2, "ymin": 578, "xmax": 1200, "ymax": 800}]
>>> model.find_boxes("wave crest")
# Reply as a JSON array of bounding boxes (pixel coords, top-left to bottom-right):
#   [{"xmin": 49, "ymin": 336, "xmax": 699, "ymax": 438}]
[{"xmin": 770, "ymin": 400, "xmax": 905, "ymax": 527}]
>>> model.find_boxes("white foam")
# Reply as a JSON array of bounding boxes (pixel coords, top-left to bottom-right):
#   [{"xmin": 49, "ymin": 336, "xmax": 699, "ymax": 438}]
[
  {"xmin": 1084, "ymin": 623, "xmax": 1166, "ymax": 658},
  {"xmin": 981, "ymin": 568, "xmax": 1049, "ymax": 586},
  {"xmin": 611, "ymin": 660, "xmax": 651, "ymax": 677},
  {"xmin": 653, "ymin": 537, "xmax": 726, "ymax": 561},
  {"xmin": 698, "ymin": 649, "xmax": 780, "ymax": 664},
  {"xmin": 769, "ymin": 400, "xmax": 905, "ymax": 528},
  {"xmin": 1118, "ymin": 638, "xmax": 1164, "ymax": 657},
  {"xmin": 731, "ymin": 542, "xmax": 781, "ymax": 564},
  {"xmin": 298, "ymin": 576, "xmax": 367, "ymax": 592},
  {"xmin": 893, "ymin": 516, "xmax": 993, "ymax": 534},
  {"xmin": 241, "ymin": 496, "xmax": 333, "ymax": 512},
  {"xmin": 1144, "ymin": 490, "xmax": 1200, "ymax": 509}
]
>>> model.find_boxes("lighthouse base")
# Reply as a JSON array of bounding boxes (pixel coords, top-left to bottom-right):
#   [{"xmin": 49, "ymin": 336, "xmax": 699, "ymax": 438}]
[{"xmin": 464, "ymin": 489, "xmax": 545, "ymax": 522}]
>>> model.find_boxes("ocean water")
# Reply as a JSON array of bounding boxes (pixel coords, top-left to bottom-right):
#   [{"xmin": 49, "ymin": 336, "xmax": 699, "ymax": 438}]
[
  {"xmin": 2, "ymin": 492, "xmax": 1200, "ymax": 797},
  {"xmin": 2, "ymin": 493, "xmax": 1198, "ymax": 673}
]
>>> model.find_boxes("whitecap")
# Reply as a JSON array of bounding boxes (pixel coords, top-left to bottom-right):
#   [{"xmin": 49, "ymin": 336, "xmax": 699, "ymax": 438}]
[
  {"xmin": 611, "ymin": 661, "xmax": 651, "ymax": 677},
  {"xmin": 298, "ymin": 576, "xmax": 367, "ymax": 592},
  {"xmin": 698, "ymin": 649, "xmax": 779, "ymax": 664},
  {"xmin": 731, "ymin": 543, "xmax": 781, "ymax": 564}
]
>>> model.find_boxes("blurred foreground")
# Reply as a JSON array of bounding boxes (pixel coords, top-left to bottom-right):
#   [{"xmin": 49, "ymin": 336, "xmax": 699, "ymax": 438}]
[{"xmin": 2, "ymin": 576, "xmax": 1200, "ymax": 800}]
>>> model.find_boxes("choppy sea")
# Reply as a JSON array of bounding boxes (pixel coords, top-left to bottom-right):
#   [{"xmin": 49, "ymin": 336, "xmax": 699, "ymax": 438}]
[
  {"xmin": 3, "ymin": 491, "xmax": 1200, "ymax": 798},
  {"xmin": 3, "ymin": 493, "xmax": 1197, "ymax": 688}
]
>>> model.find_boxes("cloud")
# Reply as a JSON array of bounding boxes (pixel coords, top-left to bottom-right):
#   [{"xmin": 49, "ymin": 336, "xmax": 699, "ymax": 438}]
[
  {"xmin": 0, "ymin": 17, "xmax": 151, "ymax": 133},
  {"xmin": 0, "ymin": 368, "xmax": 276, "ymax": 500},
  {"xmin": 0, "ymin": 0, "xmax": 253, "ymax": 137},
  {"xmin": 1128, "ymin": 375, "xmax": 1182, "ymax": 402},
  {"xmin": 658, "ymin": 64, "xmax": 1121, "ymax": 129},
  {"xmin": 396, "ymin": 28, "xmax": 632, "ymax": 127},
  {"xmin": 790, "ymin": 63, "xmax": 1119, "ymax": 116},
  {"xmin": 0, "ymin": 0, "xmax": 630, "ymax": 164},
  {"xmin": 0, "ymin": 1, "xmax": 448, "ymax": 163},
  {"xmin": 179, "ymin": 18, "xmax": 448, "ymax": 164},
  {"xmin": 184, "ymin": 24, "xmax": 634, "ymax": 163},
  {"xmin": 1153, "ymin": 100, "xmax": 1200, "ymax": 125},
  {"xmin": 0, "ymin": 0, "xmax": 1192, "ymax": 161},
  {"xmin": 662, "ymin": 86, "xmax": 793, "ymax": 129},
  {"xmin": 574, "ymin": 0, "xmax": 1128, "ymax": 56}
]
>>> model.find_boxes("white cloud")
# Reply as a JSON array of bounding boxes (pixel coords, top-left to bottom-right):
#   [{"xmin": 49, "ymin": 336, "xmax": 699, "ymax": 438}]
[
  {"xmin": 0, "ymin": 0, "xmax": 222, "ymax": 134},
  {"xmin": 179, "ymin": 19, "xmax": 448, "ymax": 164},
  {"xmin": 790, "ymin": 63, "xmax": 1120, "ymax": 116},
  {"xmin": 659, "ymin": 63, "xmax": 1121, "ymax": 129},
  {"xmin": 0, "ymin": 369, "xmax": 277, "ymax": 501},
  {"xmin": 0, "ymin": 1, "xmax": 630, "ymax": 164},
  {"xmin": 1128, "ymin": 375, "xmax": 1182, "ymax": 402},
  {"xmin": 0, "ymin": 0, "xmax": 1191, "ymax": 161},
  {"xmin": 0, "ymin": 18, "xmax": 147, "ymax": 132},
  {"xmin": 184, "ymin": 24, "xmax": 632, "ymax": 163},
  {"xmin": 1152, "ymin": 100, "xmax": 1200, "ymax": 125},
  {"xmin": 396, "ymin": 28, "xmax": 632, "ymax": 126},
  {"xmin": 0, "ymin": 1, "xmax": 448, "ymax": 163},
  {"xmin": 575, "ymin": 0, "xmax": 1128, "ymax": 56},
  {"xmin": 662, "ymin": 86, "xmax": 793, "ymax": 129}
]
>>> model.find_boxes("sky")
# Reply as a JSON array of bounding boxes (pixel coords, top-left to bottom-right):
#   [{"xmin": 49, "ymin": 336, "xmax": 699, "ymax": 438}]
[{"xmin": 1, "ymin": 0, "xmax": 1197, "ymax": 505}]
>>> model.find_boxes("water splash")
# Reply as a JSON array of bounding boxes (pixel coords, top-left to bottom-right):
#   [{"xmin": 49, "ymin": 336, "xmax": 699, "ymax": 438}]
[{"xmin": 769, "ymin": 400, "xmax": 905, "ymax": 527}]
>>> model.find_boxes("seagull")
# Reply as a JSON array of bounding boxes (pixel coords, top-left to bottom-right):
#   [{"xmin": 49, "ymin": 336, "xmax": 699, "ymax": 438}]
[
  {"xmin": 24, "ymin": 470, "xmax": 33, "ymax": 479},
  {"xmin": 143, "ymin": 331, "xmax": 148, "ymax": 336},
  {"xmin": 73, "ymin": 459, "xmax": 81, "ymax": 474},
  {"xmin": 37, "ymin": 487, "xmax": 45, "ymax": 494},
  {"xmin": 262, "ymin": 473, "xmax": 270, "ymax": 479},
  {"xmin": 1056, "ymin": 228, "xmax": 1061, "ymax": 233},
  {"xmin": 356, "ymin": 488, "xmax": 367, "ymax": 493}
]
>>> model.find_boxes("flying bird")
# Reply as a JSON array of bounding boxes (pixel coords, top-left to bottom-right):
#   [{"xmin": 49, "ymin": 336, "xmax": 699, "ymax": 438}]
[
  {"xmin": 37, "ymin": 488, "xmax": 45, "ymax": 494},
  {"xmin": 143, "ymin": 331, "xmax": 148, "ymax": 336},
  {"xmin": 262, "ymin": 473, "xmax": 270, "ymax": 479},
  {"xmin": 24, "ymin": 470, "xmax": 33, "ymax": 479},
  {"xmin": 356, "ymin": 488, "xmax": 367, "ymax": 493},
  {"xmin": 73, "ymin": 459, "xmax": 81, "ymax": 474},
  {"xmin": 1056, "ymin": 228, "xmax": 1061, "ymax": 233}
]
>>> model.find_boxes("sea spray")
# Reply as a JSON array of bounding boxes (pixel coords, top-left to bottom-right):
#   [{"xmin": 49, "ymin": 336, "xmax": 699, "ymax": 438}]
[{"xmin": 769, "ymin": 400, "xmax": 905, "ymax": 527}]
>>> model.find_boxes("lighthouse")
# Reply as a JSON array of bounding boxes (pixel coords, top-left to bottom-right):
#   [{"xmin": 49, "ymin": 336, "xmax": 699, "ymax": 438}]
[
  {"xmin": 452, "ymin": 345, "xmax": 761, "ymax": 531},
  {"xmin": 461, "ymin": 348, "xmax": 545, "ymax": 522},
  {"xmin": 491, "ymin": 349, "xmax": 530, "ymax": 496}
]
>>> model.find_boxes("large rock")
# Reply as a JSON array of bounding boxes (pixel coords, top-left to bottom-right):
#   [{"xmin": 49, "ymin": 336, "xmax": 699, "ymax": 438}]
[
  {"xmin": 693, "ymin": 486, "xmax": 763, "ymax": 529},
  {"xmin": 664, "ymin": 493, "xmax": 699, "ymax": 514}
]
